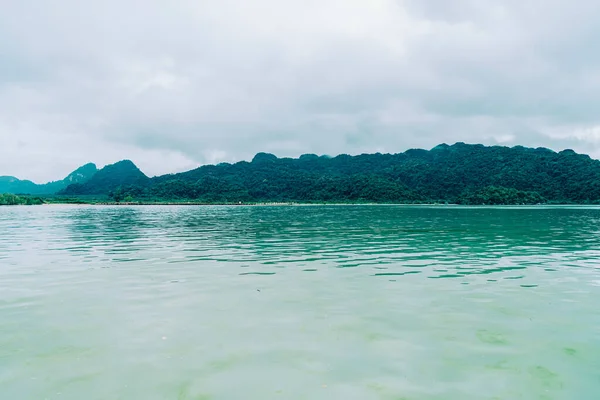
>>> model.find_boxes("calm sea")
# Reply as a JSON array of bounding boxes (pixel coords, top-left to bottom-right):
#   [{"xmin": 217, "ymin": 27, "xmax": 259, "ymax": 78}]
[{"xmin": 1, "ymin": 205, "xmax": 599, "ymax": 399}]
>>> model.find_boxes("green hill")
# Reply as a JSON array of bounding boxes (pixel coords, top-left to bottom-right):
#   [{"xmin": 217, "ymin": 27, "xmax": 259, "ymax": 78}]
[
  {"xmin": 68, "ymin": 143, "xmax": 600, "ymax": 204},
  {"xmin": 11, "ymin": 143, "xmax": 600, "ymax": 204},
  {"xmin": 60, "ymin": 160, "xmax": 149, "ymax": 196},
  {"xmin": 0, "ymin": 163, "xmax": 97, "ymax": 195}
]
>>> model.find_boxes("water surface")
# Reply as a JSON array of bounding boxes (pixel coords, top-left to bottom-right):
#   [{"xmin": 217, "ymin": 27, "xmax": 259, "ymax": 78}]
[{"xmin": 1, "ymin": 205, "xmax": 599, "ymax": 399}]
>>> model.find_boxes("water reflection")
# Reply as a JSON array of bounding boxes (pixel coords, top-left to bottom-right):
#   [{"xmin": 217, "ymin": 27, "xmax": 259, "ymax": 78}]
[
  {"xmin": 2, "ymin": 205, "xmax": 600, "ymax": 399},
  {"xmin": 1, "ymin": 205, "xmax": 594, "ymax": 282}
]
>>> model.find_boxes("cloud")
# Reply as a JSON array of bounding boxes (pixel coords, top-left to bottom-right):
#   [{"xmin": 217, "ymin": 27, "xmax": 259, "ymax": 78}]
[{"xmin": 1, "ymin": 0, "xmax": 600, "ymax": 181}]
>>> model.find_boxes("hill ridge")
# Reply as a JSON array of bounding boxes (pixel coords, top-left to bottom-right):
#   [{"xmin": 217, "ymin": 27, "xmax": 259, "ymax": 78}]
[
  {"xmin": 0, "ymin": 163, "xmax": 98, "ymax": 195},
  {"xmin": 60, "ymin": 160, "xmax": 149, "ymax": 196},
  {"xmin": 62, "ymin": 142, "xmax": 600, "ymax": 204}
]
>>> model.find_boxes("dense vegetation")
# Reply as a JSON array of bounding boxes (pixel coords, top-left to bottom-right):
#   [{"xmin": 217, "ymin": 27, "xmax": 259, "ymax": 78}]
[
  {"xmin": 3, "ymin": 143, "xmax": 599, "ymax": 205},
  {"xmin": 0, "ymin": 193, "xmax": 44, "ymax": 205},
  {"xmin": 456, "ymin": 186, "xmax": 547, "ymax": 205},
  {"xmin": 60, "ymin": 160, "xmax": 148, "ymax": 196},
  {"xmin": 55, "ymin": 142, "xmax": 600, "ymax": 205},
  {"xmin": 0, "ymin": 163, "xmax": 97, "ymax": 195}
]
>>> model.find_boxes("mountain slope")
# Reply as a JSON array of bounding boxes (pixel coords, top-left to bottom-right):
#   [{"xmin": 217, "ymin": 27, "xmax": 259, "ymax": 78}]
[
  {"xmin": 0, "ymin": 163, "xmax": 97, "ymax": 195},
  {"xmin": 11, "ymin": 143, "xmax": 600, "ymax": 204},
  {"xmin": 63, "ymin": 163, "xmax": 98, "ymax": 185},
  {"xmin": 99, "ymin": 143, "xmax": 600, "ymax": 204},
  {"xmin": 0, "ymin": 176, "xmax": 38, "ymax": 194},
  {"xmin": 60, "ymin": 160, "xmax": 149, "ymax": 195}
]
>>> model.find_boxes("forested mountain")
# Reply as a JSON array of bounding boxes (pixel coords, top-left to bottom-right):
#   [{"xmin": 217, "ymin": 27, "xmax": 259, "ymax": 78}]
[
  {"xmin": 60, "ymin": 160, "xmax": 149, "ymax": 195},
  {"xmin": 58, "ymin": 142, "xmax": 600, "ymax": 204},
  {"xmin": 0, "ymin": 163, "xmax": 97, "ymax": 195}
]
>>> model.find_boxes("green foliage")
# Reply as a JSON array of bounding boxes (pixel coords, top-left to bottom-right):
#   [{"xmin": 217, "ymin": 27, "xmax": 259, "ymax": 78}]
[
  {"xmin": 0, "ymin": 193, "xmax": 44, "ymax": 205},
  {"xmin": 18, "ymin": 143, "xmax": 600, "ymax": 204},
  {"xmin": 457, "ymin": 186, "xmax": 546, "ymax": 205},
  {"xmin": 121, "ymin": 143, "xmax": 600, "ymax": 204},
  {"xmin": 61, "ymin": 160, "xmax": 149, "ymax": 196}
]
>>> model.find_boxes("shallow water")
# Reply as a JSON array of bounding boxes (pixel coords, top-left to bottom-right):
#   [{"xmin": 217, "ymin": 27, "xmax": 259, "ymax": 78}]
[{"xmin": 1, "ymin": 205, "xmax": 599, "ymax": 399}]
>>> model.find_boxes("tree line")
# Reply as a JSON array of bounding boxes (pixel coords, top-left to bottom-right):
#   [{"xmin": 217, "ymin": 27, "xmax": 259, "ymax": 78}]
[
  {"xmin": 0, "ymin": 193, "xmax": 44, "ymax": 205},
  {"xmin": 60, "ymin": 143, "xmax": 600, "ymax": 205}
]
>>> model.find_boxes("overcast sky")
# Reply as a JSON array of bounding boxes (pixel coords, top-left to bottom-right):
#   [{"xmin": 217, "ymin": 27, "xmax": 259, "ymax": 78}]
[{"xmin": 1, "ymin": 0, "xmax": 600, "ymax": 182}]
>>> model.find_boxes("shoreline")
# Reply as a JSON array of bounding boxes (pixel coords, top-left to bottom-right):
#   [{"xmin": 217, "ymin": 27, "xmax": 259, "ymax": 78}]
[{"xmin": 33, "ymin": 202, "xmax": 600, "ymax": 207}]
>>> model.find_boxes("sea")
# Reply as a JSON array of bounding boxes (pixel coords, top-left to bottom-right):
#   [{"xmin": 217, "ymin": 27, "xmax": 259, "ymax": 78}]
[{"xmin": 1, "ymin": 205, "xmax": 599, "ymax": 399}]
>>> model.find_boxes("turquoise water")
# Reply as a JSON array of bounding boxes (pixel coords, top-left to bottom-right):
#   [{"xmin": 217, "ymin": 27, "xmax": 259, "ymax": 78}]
[{"xmin": 1, "ymin": 205, "xmax": 599, "ymax": 399}]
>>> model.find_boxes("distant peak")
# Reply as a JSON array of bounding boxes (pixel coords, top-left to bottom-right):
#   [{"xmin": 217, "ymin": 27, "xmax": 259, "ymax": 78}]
[
  {"xmin": 299, "ymin": 153, "xmax": 319, "ymax": 160},
  {"xmin": 252, "ymin": 153, "xmax": 278, "ymax": 163},
  {"xmin": 60, "ymin": 162, "xmax": 98, "ymax": 185},
  {"xmin": 70, "ymin": 162, "xmax": 97, "ymax": 173},
  {"xmin": 112, "ymin": 159, "xmax": 136, "ymax": 167},
  {"xmin": 101, "ymin": 160, "xmax": 144, "ymax": 172},
  {"xmin": 98, "ymin": 159, "xmax": 147, "ymax": 178},
  {"xmin": 0, "ymin": 176, "xmax": 19, "ymax": 183},
  {"xmin": 560, "ymin": 149, "xmax": 576, "ymax": 155}
]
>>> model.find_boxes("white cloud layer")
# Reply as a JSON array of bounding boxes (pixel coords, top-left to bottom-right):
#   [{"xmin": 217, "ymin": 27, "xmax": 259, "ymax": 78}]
[{"xmin": 1, "ymin": 0, "xmax": 600, "ymax": 181}]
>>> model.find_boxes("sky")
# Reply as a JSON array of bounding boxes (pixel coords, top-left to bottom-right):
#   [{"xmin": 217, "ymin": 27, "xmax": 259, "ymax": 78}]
[{"xmin": 2, "ymin": 0, "xmax": 600, "ymax": 182}]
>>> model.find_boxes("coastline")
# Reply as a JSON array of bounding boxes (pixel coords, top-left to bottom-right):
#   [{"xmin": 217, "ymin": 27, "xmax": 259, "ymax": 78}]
[
  {"xmin": 33, "ymin": 201, "xmax": 600, "ymax": 207},
  {"xmin": 3, "ymin": 194, "xmax": 600, "ymax": 207}
]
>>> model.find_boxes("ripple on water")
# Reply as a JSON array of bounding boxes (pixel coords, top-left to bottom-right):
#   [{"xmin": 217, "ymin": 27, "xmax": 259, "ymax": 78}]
[{"xmin": 1, "ymin": 205, "xmax": 600, "ymax": 399}]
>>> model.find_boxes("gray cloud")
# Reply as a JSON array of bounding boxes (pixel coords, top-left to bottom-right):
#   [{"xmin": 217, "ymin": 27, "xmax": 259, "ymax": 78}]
[{"xmin": 1, "ymin": 0, "xmax": 600, "ymax": 181}]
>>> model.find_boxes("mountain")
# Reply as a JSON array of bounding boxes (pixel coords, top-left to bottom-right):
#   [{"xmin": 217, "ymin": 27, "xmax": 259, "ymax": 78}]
[
  {"xmin": 68, "ymin": 143, "xmax": 600, "ymax": 204},
  {"xmin": 0, "ymin": 163, "xmax": 97, "ymax": 195},
  {"xmin": 0, "ymin": 176, "xmax": 38, "ymax": 195},
  {"xmin": 9, "ymin": 143, "xmax": 600, "ymax": 204},
  {"xmin": 60, "ymin": 160, "xmax": 149, "ymax": 195},
  {"xmin": 62, "ymin": 163, "xmax": 98, "ymax": 185}
]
